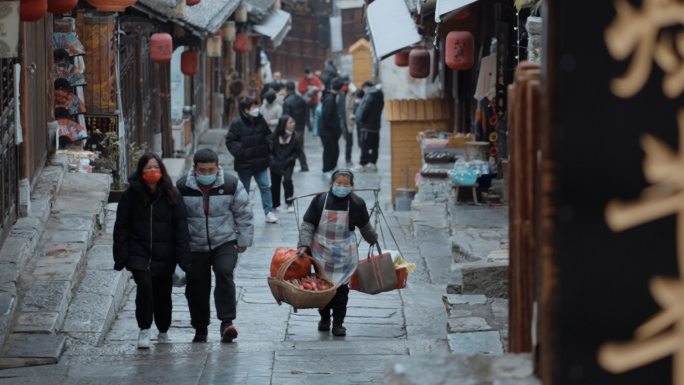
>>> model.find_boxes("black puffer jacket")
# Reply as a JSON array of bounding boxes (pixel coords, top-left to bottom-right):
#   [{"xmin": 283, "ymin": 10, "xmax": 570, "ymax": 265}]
[
  {"xmin": 354, "ymin": 86, "xmax": 385, "ymax": 133},
  {"xmin": 113, "ymin": 178, "xmax": 191, "ymax": 277},
  {"xmin": 320, "ymin": 91, "xmax": 341, "ymax": 138},
  {"xmin": 282, "ymin": 92, "xmax": 307, "ymax": 131},
  {"xmin": 225, "ymin": 108, "xmax": 274, "ymax": 173},
  {"xmin": 270, "ymin": 133, "xmax": 302, "ymax": 175}
]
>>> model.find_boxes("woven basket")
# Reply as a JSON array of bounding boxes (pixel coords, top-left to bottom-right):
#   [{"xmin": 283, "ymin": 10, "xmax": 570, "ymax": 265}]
[{"xmin": 267, "ymin": 254, "xmax": 337, "ymax": 313}]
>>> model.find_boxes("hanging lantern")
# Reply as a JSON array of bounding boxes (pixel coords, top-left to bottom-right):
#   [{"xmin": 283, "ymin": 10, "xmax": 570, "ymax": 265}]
[
  {"xmin": 0, "ymin": 1, "xmax": 20, "ymax": 58},
  {"xmin": 234, "ymin": 5, "xmax": 247, "ymax": 22},
  {"xmin": 172, "ymin": 0, "xmax": 185, "ymax": 18},
  {"xmin": 207, "ymin": 36, "xmax": 222, "ymax": 57},
  {"xmin": 445, "ymin": 31, "xmax": 474, "ymax": 70},
  {"xmin": 215, "ymin": 29, "xmax": 222, "ymax": 37},
  {"xmin": 20, "ymin": 0, "xmax": 47, "ymax": 22},
  {"xmin": 408, "ymin": 49, "xmax": 430, "ymax": 79},
  {"xmin": 233, "ymin": 33, "xmax": 248, "ymax": 53},
  {"xmin": 181, "ymin": 50, "xmax": 199, "ymax": 76},
  {"xmin": 47, "ymin": 0, "xmax": 77, "ymax": 14},
  {"xmin": 85, "ymin": 0, "xmax": 137, "ymax": 12},
  {"xmin": 150, "ymin": 33, "xmax": 173, "ymax": 63},
  {"xmin": 394, "ymin": 51, "xmax": 409, "ymax": 67},
  {"xmin": 222, "ymin": 22, "xmax": 235, "ymax": 42},
  {"xmin": 186, "ymin": 0, "xmax": 199, "ymax": 5}
]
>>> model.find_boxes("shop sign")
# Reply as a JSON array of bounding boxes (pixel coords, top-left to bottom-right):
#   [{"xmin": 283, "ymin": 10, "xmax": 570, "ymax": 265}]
[{"xmin": 0, "ymin": 1, "xmax": 20, "ymax": 58}]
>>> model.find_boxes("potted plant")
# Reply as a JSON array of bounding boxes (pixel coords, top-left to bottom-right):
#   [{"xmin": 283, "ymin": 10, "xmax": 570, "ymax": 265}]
[{"xmin": 90, "ymin": 130, "xmax": 147, "ymax": 203}]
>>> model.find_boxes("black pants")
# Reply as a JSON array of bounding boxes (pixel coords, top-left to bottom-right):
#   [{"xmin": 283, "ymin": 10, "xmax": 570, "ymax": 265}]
[
  {"xmin": 319, "ymin": 284, "xmax": 349, "ymax": 325},
  {"xmin": 185, "ymin": 241, "xmax": 239, "ymax": 329},
  {"xmin": 132, "ymin": 270, "xmax": 173, "ymax": 332},
  {"xmin": 271, "ymin": 166, "xmax": 294, "ymax": 209},
  {"xmin": 306, "ymin": 104, "xmax": 317, "ymax": 131},
  {"xmin": 321, "ymin": 135, "xmax": 340, "ymax": 173},
  {"xmin": 345, "ymin": 131, "xmax": 353, "ymax": 163},
  {"xmin": 295, "ymin": 128, "xmax": 308, "ymax": 170},
  {"xmin": 360, "ymin": 131, "xmax": 380, "ymax": 166}
]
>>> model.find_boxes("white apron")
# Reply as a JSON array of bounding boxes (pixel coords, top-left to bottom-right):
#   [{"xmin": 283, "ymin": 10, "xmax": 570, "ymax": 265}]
[{"xmin": 311, "ymin": 193, "xmax": 359, "ymax": 285}]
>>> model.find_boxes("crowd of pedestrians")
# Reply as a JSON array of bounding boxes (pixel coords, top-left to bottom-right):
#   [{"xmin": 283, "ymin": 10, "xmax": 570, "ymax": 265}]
[{"xmin": 112, "ymin": 59, "xmax": 384, "ymax": 348}]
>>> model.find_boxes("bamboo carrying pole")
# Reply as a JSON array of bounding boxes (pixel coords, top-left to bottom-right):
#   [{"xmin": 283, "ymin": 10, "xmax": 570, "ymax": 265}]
[{"xmin": 286, "ymin": 188, "xmax": 381, "ymax": 203}]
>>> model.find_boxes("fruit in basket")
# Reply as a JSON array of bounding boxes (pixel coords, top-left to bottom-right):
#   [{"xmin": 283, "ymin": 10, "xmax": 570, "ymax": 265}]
[
  {"xmin": 270, "ymin": 247, "xmax": 312, "ymax": 280},
  {"xmin": 288, "ymin": 276, "xmax": 330, "ymax": 291}
]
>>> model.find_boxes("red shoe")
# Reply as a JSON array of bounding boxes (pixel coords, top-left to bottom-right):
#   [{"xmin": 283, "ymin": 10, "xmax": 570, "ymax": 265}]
[{"xmin": 221, "ymin": 323, "xmax": 238, "ymax": 343}]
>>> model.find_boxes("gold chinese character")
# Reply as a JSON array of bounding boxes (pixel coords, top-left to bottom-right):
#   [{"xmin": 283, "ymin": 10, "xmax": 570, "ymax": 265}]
[{"xmin": 599, "ymin": 110, "xmax": 684, "ymax": 385}]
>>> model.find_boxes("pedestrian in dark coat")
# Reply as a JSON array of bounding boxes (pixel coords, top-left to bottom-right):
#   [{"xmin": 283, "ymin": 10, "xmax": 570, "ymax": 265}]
[
  {"xmin": 113, "ymin": 153, "xmax": 191, "ymax": 349},
  {"xmin": 282, "ymin": 81, "xmax": 309, "ymax": 171},
  {"xmin": 354, "ymin": 82, "xmax": 385, "ymax": 172},
  {"xmin": 320, "ymin": 59, "xmax": 338, "ymax": 91},
  {"xmin": 319, "ymin": 78, "xmax": 344, "ymax": 176},
  {"xmin": 225, "ymin": 98, "xmax": 278, "ymax": 224},
  {"xmin": 270, "ymin": 115, "xmax": 301, "ymax": 212}
]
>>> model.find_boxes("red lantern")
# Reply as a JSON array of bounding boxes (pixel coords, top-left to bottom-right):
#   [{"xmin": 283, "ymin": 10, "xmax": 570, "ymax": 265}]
[
  {"xmin": 394, "ymin": 52, "xmax": 409, "ymax": 67},
  {"xmin": 47, "ymin": 0, "xmax": 77, "ymax": 14},
  {"xmin": 150, "ymin": 33, "xmax": 173, "ymax": 63},
  {"xmin": 409, "ymin": 49, "xmax": 430, "ymax": 79},
  {"xmin": 20, "ymin": 0, "xmax": 48, "ymax": 22},
  {"xmin": 85, "ymin": 0, "xmax": 137, "ymax": 12},
  {"xmin": 186, "ymin": 0, "xmax": 200, "ymax": 5},
  {"xmin": 445, "ymin": 31, "xmax": 474, "ymax": 70},
  {"xmin": 215, "ymin": 29, "xmax": 222, "ymax": 37},
  {"xmin": 234, "ymin": 33, "xmax": 248, "ymax": 53},
  {"xmin": 181, "ymin": 51, "xmax": 199, "ymax": 76}
]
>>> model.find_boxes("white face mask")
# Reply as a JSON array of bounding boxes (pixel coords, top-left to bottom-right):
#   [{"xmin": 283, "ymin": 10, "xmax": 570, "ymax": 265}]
[
  {"xmin": 249, "ymin": 108, "xmax": 260, "ymax": 117},
  {"xmin": 306, "ymin": 74, "xmax": 312, "ymax": 79},
  {"xmin": 285, "ymin": 130, "xmax": 293, "ymax": 136}
]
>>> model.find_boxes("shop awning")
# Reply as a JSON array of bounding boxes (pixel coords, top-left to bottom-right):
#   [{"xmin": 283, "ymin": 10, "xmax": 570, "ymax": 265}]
[
  {"xmin": 435, "ymin": 0, "xmax": 477, "ymax": 23},
  {"xmin": 253, "ymin": 8, "xmax": 292, "ymax": 49},
  {"xmin": 183, "ymin": 0, "xmax": 241, "ymax": 34},
  {"xmin": 366, "ymin": 0, "xmax": 422, "ymax": 61}
]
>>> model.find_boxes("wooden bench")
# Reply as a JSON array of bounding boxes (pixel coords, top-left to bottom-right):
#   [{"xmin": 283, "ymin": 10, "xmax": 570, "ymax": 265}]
[{"xmin": 453, "ymin": 183, "xmax": 479, "ymax": 205}]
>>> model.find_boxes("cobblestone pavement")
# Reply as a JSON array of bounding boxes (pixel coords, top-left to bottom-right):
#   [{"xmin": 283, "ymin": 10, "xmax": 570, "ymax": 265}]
[{"xmin": 0, "ymin": 120, "xmax": 454, "ymax": 384}]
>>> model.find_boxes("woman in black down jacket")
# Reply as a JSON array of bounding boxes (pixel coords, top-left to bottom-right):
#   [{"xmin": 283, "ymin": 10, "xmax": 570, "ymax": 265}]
[
  {"xmin": 270, "ymin": 115, "xmax": 301, "ymax": 212},
  {"xmin": 113, "ymin": 153, "xmax": 192, "ymax": 349}
]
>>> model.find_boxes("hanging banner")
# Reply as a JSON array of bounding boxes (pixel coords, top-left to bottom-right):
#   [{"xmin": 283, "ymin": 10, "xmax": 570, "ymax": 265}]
[{"xmin": 0, "ymin": 1, "xmax": 20, "ymax": 58}]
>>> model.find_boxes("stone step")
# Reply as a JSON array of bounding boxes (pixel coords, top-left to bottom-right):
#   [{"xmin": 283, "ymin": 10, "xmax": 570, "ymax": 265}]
[
  {"xmin": 61, "ymin": 244, "xmax": 131, "ymax": 346},
  {"xmin": 447, "ymin": 261, "xmax": 509, "ymax": 298},
  {"xmin": 0, "ymin": 154, "xmax": 69, "ymax": 354},
  {"xmin": 1, "ymin": 172, "xmax": 110, "ymax": 367}
]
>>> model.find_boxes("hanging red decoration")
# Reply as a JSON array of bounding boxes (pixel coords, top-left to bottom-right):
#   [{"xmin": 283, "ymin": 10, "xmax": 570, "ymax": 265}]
[
  {"xmin": 394, "ymin": 52, "xmax": 409, "ymax": 67},
  {"xmin": 215, "ymin": 29, "xmax": 222, "ymax": 37},
  {"xmin": 47, "ymin": 0, "xmax": 77, "ymax": 14},
  {"xmin": 234, "ymin": 33, "xmax": 248, "ymax": 53},
  {"xmin": 186, "ymin": 0, "xmax": 200, "ymax": 5},
  {"xmin": 20, "ymin": 0, "xmax": 48, "ymax": 22},
  {"xmin": 150, "ymin": 33, "xmax": 173, "ymax": 63},
  {"xmin": 252, "ymin": 35, "xmax": 259, "ymax": 46},
  {"xmin": 445, "ymin": 31, "xmax": 474, "ymax": 70},
  {"xmin": 85, "ymin": 0, "xmax": 138, "ymax": 12},
  {"xmin": 409, "ymin": 49, "xmax": 430, "ymax": 79},
  {"xmin": 181, "ymin": 51, "xmax": 199, "ymax": 76}
]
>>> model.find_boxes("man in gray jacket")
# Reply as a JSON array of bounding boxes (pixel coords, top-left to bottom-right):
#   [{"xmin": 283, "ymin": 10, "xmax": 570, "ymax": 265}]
[{"xmin": 176, "ymin": 149, "xmax": 254, "ymax": 343}]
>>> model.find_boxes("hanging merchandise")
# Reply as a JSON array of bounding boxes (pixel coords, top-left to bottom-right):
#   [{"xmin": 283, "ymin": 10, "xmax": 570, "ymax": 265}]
[
  {"xmin": 0, "ymin": 2, "xmax": 20, "ymax": 58},
  {"xmin": 53, "ymin": 32, "xmax": 85, "ymax": 56},
  {"xmin": 150, "ymin": 33, "xmax": 173, "ymax": 63},
  {"xmin": 57, "ymin": 119, "xmax": 87, "ymax": 142},
  {"xmin": 20, "ymin": 0, "xmax": 47, "ymax": 22},
  {"xmin": 186, "ymin": 0, "xmax": 199, "ymax": 5},
  {"xmin": 55, "ymin": 90, "xmax": 86, "ymax": 115},
  {"xmin": 408, "ymin": 48, "xmax": 430, "ymax": 79},
  {"xmin": 181, "ymin": 50, "xmax": 199, "ymax": 76},
  {"xmin": 234, "ymin": 33, "xmax": 248, "ymax": 53},
  {"xmin": 47, "ymin": 0, "xmax": 77, "ymax": 14},
  {"xmin": 394, "ymin": 51, "xmax": 409, "ymax": 67},
  {"xmin": 445, "ymin": 31, "xmax": 474, "ymax": 70},
  {"xmin": 234, "ymin": 5, "xmax": 247, "ymax": 22},
  {"xmin": 85, "ymin": 0, "xmax": 138, "ymax": 12},
  {"xmin": 54, "ymin": 62, "xmax": 87, "ymax": 86},
  {"xmin": 222, "ymin": 22, "xmax": 235, "ymax": 41}
]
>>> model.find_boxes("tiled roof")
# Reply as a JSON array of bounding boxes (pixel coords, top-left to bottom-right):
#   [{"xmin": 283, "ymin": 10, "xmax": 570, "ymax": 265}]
[
  {"xmin": 242, "ymin": 0, "xmax": 277, "ymax": 18},
  {"xmin": 183, "ymin": 0, "xmax": 242, "ymax": 34},
  {"xmin": 137, "ymin": 0, "xmax": 183, "ymax": 17}
]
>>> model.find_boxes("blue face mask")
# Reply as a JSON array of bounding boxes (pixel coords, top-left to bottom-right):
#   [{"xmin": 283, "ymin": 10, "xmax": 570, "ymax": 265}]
[
  {"xmin": 332, "ymin": 186, "xmax": 352, "ymax": 198},
  {"xmin": 196, "ymin": 174, "xmax": 217, "ymax": 186}
]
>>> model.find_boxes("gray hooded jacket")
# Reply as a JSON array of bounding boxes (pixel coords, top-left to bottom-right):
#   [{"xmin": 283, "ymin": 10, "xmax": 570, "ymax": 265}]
[{"xmin": 176, "ymin": 167, "xmax": 254, "ymax": 252}]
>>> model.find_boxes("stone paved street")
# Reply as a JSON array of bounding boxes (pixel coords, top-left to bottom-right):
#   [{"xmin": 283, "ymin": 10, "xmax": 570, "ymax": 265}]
[{"xmin": 0, "ymin": 119, "xmax": 460, "ymax": 384}]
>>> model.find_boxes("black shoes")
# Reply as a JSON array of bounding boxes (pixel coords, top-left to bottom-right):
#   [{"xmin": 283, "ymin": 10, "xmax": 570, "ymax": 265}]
[
  {"xmin": 221, "ymin": 322, "xmax": 238, "ymax": 343},
  {"xmin": 332, "ymin": 323, "xmax": 346, "ymax": 336},
  {"xmin": 318, "ymin": 319, "xmax": 331, "ymax": 331},
  {"xmin": 192, "ymin": 327, "xmax": 208, "ymax": 343}
]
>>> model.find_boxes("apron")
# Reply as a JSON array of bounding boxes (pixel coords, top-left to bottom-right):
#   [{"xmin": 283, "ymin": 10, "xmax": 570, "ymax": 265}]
[{"xmin": 311, "ymin": 193, "xmax": 359, "ymax": 285}]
